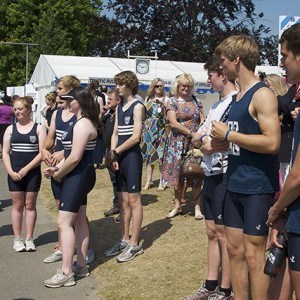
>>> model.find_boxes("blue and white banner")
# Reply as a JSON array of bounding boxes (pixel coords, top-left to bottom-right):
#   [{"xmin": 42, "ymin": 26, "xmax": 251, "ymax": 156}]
[{"xmin": 278, "ymin": 16, "xmax": 300, "ymax": 72}]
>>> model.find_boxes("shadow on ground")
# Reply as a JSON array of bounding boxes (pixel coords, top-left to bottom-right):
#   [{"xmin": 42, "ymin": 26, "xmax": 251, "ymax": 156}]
[
  {"xmin": 0, "ymin": 198, "xmax": 12, "ymax": 209},
  {"xmin": 88, "ymin": 216, "xmax": 173, "ymax": 272}
]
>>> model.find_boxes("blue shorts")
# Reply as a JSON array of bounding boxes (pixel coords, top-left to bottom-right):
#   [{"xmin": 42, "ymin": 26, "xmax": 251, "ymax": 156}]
[
  {"xmin": 224, "ymin": 191, "xmax": 274, "ymax": 236},
  {"xmin": 51, "ymin": 177, "xmax": 62, "ymax": 200},
  {"xmin": 202, "ymin": 174, "xmax": 227, "ymax": 225},
  {"xmin": 287, "ymin": 232, "xmax": 300, "ymax": 271},
  {"xmin": 59, "ymin": 164, "xmax": 95, "ymax": 213},
  {"xmin": 116, "ymin": 150, "xmax": 142, "ymax": 193},
  {"xmin": 8, "ymin": 167, "xmax": 41, "ymax": 192}
]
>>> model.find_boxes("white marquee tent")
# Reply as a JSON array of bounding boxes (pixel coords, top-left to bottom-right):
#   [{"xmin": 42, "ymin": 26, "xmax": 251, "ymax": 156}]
[{"xmin": 27, "ymin": 54, "xmax": 281, "ymax": 122}]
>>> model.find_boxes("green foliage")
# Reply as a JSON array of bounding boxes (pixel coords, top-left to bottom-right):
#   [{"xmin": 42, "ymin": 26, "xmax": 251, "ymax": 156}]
[
  {"xmin": 0, "ymin": 0, "xmax": 103, "ymax": 90},
  {"xmin": 0, "ymin": 0, "xmax": 279, "ymax": 91},
  {"xmin": 105, "ymin": 0, "xmax": 278, "ymax": 65}
]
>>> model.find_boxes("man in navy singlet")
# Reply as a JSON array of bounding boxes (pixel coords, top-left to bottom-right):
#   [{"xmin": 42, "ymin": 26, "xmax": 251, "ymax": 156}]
[
  {"xmin": 267, "ymin": 23, "xmax": 300, "ymax": 299},
  {"xmin": 211, "ymin": 36, "xmax": 281, "ymax": 299},
  {"xmin": 105, "ymin": 71, "xmax": 145, "ymax": 263}
]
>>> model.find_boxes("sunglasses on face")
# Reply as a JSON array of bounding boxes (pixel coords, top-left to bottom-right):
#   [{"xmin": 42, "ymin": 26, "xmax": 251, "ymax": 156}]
[{"xmin": 155, "ymin": 85, "xmax": 163, "ymax": 88}]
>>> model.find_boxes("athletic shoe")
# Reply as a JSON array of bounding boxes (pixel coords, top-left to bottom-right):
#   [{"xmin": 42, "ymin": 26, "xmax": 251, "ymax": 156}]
[
  {"xmin": 116, "ymin": 244, "xmax": 144, "ymax": 263},
  {"xmin": 86, "ymin": 249, "xmax": 95, "ymax": 264},
  {"xmin": 105, "ymin": 239, "xmax": 129, "ymax": 257},
  {"xmin": 184, "ymin": 283, "xmax": 218, "ymax": 300},
  {"xmin": 25, "ymin": 238, "xmax": 36, "ymax": 252},
  {"xmin": 72, "ymin": 264, "xmax": 90, "ymax": 278},
  {"xmin": 44, "ymin": 269, "xmax": 75, "ymax": 288},
  {"xmin": 115, "ymin": 214, "xmax": 121, "ymax": 223},
  {"xmin": 208, "ymin": 290, "xmax": 234, "ymax": 300},
  {"xmin": 13, "ymin": 239, "xmax": 26, "ymax": 252},
  {"xmin": 43, "ymin": 250, "xmax": 62, "ymax": 263},
  {"xmin": 104, "ymin": 206, "xmax": 120, "ymax": 217}
]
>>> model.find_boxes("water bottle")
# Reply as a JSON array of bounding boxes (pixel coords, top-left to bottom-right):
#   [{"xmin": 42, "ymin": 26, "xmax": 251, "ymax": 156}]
[{"xmin": 264, "ymin": 233, "xmax": 287, "ymax": 277}]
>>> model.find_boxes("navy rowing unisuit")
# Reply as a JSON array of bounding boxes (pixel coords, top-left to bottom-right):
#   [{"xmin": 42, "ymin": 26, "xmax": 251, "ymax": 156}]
[
  {"xmin": 58, "ymin": 118, "xmax": 97, "ymax": 212},
  {"xmin": 116, "ymin": 101, "xmax": 143, "ymax": 193},
  {"xmin": 8, "ymin": 123, "xmax": 41, "ymax": 192},
  {"xmin": 51, "ymin": 109, "xmax": 76, "ymax": 199}
]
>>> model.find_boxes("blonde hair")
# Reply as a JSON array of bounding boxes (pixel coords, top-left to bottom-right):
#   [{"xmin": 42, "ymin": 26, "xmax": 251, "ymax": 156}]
[
  {"xmin": 215, "ymin": 35, "xmax": 259, "ymax": 72},
  {"xmin": 171, "ymin": 73, "xmax": 196, "ymax": 97},
  {"xmin": 147, "ymin": 78, "xmax": 165, "ymax": 98},
  {"xmin": 45, "ymin": 92, "xmax": 56, "ymax": 103},
  {"xmin": 14, "ymin": 97, "xmax": 32, "ymax": 113},
  {"xmin": 265, "ymin": 74, "xmax": 288, "ymax": 97},
  {"xmin": 59, "ymin": 75, "xmax": 81, "ymax": 90}
]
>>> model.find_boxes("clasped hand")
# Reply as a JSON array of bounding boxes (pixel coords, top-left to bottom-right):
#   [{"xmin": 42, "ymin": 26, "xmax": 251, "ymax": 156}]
[{"xmin": 210, "ymin": 120, "xmax": 228, "ymax": 140}]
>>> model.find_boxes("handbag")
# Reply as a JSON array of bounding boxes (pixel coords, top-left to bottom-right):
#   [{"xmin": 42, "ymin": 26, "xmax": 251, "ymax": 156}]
[{"xmin": 179, "ymin": 144, "xmax": 205, "ymax": 182}]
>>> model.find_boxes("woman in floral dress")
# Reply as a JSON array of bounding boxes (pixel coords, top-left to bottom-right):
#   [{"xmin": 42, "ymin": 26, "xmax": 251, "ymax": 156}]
[
  {"xmin": 161, "ymin": 73, "xmax": 204, "ymax": 218},
  {"xmin": 141, "ymin": 78, "xmax": 169, "ymax": 191}
]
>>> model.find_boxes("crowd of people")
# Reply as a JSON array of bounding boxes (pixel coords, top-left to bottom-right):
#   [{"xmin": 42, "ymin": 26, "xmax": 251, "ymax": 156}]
[{"xmin": 1, "ymin": 23, "xmax": 300, "ymax": 299}]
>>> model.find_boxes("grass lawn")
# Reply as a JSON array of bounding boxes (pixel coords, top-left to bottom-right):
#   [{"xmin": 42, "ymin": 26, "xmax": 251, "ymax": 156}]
[{"xmin": 39, "ymin": 162, "xmax": 209, "ymax": 299}]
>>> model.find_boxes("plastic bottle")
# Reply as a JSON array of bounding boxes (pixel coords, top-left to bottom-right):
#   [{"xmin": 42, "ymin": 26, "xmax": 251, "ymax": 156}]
[{"xmin": 264, "ymin": 233, "xmax": 287, "ymax": 277}]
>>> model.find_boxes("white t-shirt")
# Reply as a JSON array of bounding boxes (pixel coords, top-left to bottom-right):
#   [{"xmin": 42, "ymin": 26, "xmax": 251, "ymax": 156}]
[{"xmin": 198, "ymin": 91, "xmax": 237, "ymax": 176}]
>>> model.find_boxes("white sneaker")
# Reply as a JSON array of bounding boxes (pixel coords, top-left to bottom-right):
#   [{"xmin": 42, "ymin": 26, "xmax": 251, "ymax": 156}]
[
  {"xmin": 116, "ymin": 244, "xmax": 144, "ymax": 263},
  {"xmin": 105, "ymin": 240, "xmax": 129, "ymax": 257},
  {"xmin": 13, "ymin": 239, "xmax": 26, "ymax": 252},
  {"xmin": 44, "ymin": 250, "xmax": 62, "ymax": 263},
  {"xmin": 44, "ymin": 269, "xmax": 75, "ymax": 288},
  {"xmin": 25, "ymin": 238, "xmax": 36, "ymax": 252}
]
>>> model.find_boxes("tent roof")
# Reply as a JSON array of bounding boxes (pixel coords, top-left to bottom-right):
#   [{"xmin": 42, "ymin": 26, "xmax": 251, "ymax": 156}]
[
  {"xmin": 29, "ymin": 55, "xmax": 209, "ymax": 88},
  {"xmin": 29, "ymin": 54, "xmax": 281, "ymax": 89}
]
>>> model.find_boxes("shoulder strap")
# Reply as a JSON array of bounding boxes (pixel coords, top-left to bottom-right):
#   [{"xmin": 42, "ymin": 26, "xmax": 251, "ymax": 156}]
[{"xmin": 219, "ymin": 95, "xmax": 236, "ymax": 122}]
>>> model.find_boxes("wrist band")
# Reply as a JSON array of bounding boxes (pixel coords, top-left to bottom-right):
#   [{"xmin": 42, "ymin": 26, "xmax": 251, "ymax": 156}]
[
  {"xmin": 53, "ymin": 166, "xmax": 59, "ymax": 172},
  {"xmin": 199, "ymin": 133, "xmax": 208, "ymax": 143},
  {"xmin": 225, "ymin": 130, "xmax": 231, "ymax": 141}
]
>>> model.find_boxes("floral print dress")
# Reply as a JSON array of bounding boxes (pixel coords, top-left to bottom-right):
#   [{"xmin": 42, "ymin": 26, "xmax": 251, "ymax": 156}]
[
  {"xmin": 161, "ymin": 96, "xmax": 202, "ymax": 188},
  {"xmin": 141, "ymin": 97, "xmax": 167, "ymax": 165}
]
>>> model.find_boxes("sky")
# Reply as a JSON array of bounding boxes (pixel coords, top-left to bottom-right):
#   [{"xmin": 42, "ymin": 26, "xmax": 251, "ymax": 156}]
[{"xmin": 253, "ymin": 0, "xmax": 300, "ymax": 35}]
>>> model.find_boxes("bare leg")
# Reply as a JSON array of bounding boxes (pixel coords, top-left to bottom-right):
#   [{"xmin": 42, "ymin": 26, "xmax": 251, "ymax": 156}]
[
  {"xmin": 157, "ymin": 165, "xmax": 165, "ymax": 189},
  {"xmin": 226, "ymin": 226, "xmax": 248, "ymax": 300},
  {"xmin": 174, "ymin": 189, "xmax": 182, "ymax": 210},
  {"xmin": 143, "ymin": 164, "xmax": 154, "ymax": 189},
  {"xmin": 215, "ymin": 224, "xmax": 231, "ymax": 289},
  {"xmin": 58, "ymin": 210, "xmax": 77, "ymax": 275},
  {"xmin": 128, "ymin": 192, "xmax": 143, "ymax": 245},
  {"xmin": 24, "ymin": 192, "xmax": 38, "ymax": 239},
  {"xmin": 244, "ymin": 234, "xmax": 270, "ymax": 300},
  {"xmin": 11, "ymin": 191, "xmax": 25, "ymax": 238},
  {"xmin": 290, "ymin": 269, "xmax": 300, "ymax": 299},
  {"xmin": 205, "ymin": 220, "xmax": 221, "ymax": 280},
  {"xmin": 55, "ymin": 198, "xmax": 62, "ymax": 250},
  {"xmin": 119, "ymin": 192, "xmax": 131, "ymax": 241},
  {"xmin": 192, "ymin": 185, "xmax": 203, "ymax": 219},
  {"xmin": 74, "ymin": 205, "xmax": 89, "ymax": 266}
]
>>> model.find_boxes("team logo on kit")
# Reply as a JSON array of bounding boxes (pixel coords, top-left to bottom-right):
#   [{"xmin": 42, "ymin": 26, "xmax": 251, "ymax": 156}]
[
  {"xmin": 29, "ymin": 136, "xmax": 37, "ymax": 143},
  {"xmin": 61, "ymin": 131, "xmax": 68, "ymax": 140},
  {"xmin": 125, "ymin": 117, "xmax": 130, "ymax": 125}
]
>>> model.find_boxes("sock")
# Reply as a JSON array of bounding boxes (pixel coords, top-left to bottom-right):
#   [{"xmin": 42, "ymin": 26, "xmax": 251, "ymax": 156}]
[
  {"xmin": 219, "ymin": 287, "xmax": 232, "ymax": 297},
  {"xmin": 205, "ymin": 279, "xmax": 218, "ymax": 291}
]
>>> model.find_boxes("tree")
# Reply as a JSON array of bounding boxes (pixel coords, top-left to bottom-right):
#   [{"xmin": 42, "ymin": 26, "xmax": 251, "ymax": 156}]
[
  {"xmin": 105, "ymin": 0, "xmax": 278, "ymax": 64},
  {"xmin": 0, "ymin": 0, "xmax": 103, "ymax": 90}
]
